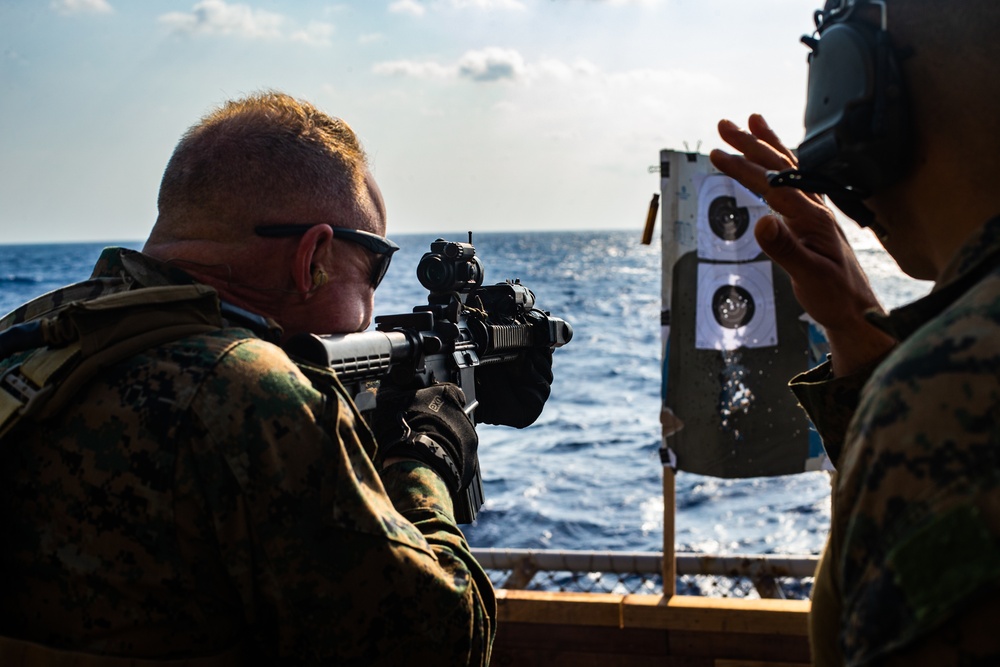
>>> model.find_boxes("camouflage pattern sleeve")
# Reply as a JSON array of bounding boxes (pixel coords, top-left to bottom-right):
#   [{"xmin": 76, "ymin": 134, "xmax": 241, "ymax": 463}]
[
  {"xmin": 181, "ymin": 336, "xmax": 495, "ymax": 664},
  {"xmin": 829, "ymin": 272, "xmax": 1000, "ymax": 665},
  {"xmin": 381, "ymin": 461, "xmax": 497, "ymax": 665},
  {"xmin": 790, "ymin": 359, "xmax": 871, "ymax": 467}
]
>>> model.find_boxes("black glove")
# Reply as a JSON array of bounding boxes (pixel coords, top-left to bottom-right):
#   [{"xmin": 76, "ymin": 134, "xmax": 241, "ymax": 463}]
[
  {"xmin": 474, "ymin": 348, "xmax": 553, "ymax": 428},
  {"xmin": 370, "ymin": 383, "xmax": 479, "ymax": 494}
]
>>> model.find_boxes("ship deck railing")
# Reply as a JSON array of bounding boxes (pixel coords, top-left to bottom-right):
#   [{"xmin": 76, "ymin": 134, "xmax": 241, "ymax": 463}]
[{"xmin": 472, "ymin": 548, "xmax": 819, "ymax": 600}]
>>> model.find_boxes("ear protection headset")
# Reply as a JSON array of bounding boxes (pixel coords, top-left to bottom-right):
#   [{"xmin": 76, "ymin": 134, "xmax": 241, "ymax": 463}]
[{"xmin": 768, "ymin": 0, "xmax": 912, "ymax": 231}]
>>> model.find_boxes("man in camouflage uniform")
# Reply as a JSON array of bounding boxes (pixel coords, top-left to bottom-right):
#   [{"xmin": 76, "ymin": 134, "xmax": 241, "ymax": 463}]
[
  {"xmin": 0, "ymin": 92, "xmax": 524, "ymax": 665},
  {"xmin": 711, "ymin": 0, "xmax": 1000, "ymax": 664}
]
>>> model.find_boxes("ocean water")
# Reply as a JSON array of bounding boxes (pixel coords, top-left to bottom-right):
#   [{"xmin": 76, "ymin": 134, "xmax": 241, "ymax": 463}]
[{"xmin": 0, "ymin": 230, "xmax": 931, "ymax": 557}]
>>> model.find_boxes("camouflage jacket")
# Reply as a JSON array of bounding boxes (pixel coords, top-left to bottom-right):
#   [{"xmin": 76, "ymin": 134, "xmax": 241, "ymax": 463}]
[
  {"xmin": 0, "ymin": 248, "xmax": 495, "ymax": 665},
  {"xmin": 792, "ymin": 218, "xmax": 1000, "ymax": 666}
]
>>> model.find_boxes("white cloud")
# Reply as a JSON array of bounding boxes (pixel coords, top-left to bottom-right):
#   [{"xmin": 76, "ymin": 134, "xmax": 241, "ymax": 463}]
[
  {"xmin": 159, "ymin": 1, "xmax": 284, "ymax": 38},
  {"xmin": 359, "ymin": 33, "xmax": 386, "ymax": 44},
  {"xmin": 322, "ymin": 3, "xmax": 352, "ymax": 14},
  {"xmin": 389, "ymin": 0, "xmax": 526, "ymax": 14},
  {"xmin": 51, "ymin": 0, "xmax": 113, "ymax": 15},
  {"xmin": 446, "ymin": 0, "xmax": 526, "ymax": 9},
  {"xmin": 290, "ymin": 21, "xmax": 335, "ymax": 45},
  {"xmin": 457, "ymin": 48, "xmax": 525, "ymax": 82},
  {"xmin": 367, "ymin": 45, "xmax": 733, "ymax": 174},
  {"xmin": 374, "ymin": 48, "xmax": 528, "ymax": 82},
  {"xmin": 388, "ymin": 0, "xmax": 426, "ymax": 16},
  {"xmin": 533, "ymin": 58, "xmax": 600, "ymax": 82},
  {"xmin": 576, "ymin": 0, "xmax": 664, "ymax": 4},
  {"xmin": 158, "ymin": 0, "xmax": 334, "ymax": 45},
  {"xmin": 373, "ymin": 48, "xmax": 715, "ymax": 91},
  {"xmin": 373, "ymin": 59, "xmax": 454, "ymax": 79}
]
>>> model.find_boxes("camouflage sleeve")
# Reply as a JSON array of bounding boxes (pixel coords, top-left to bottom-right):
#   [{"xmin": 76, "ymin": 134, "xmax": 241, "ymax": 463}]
[
  {"xmin": 830, "ymin": 278, "xmax": 1000, "ymax": 666},
  {"xmin": 789, "ymin": 359, "xmax": 872, "ymax": 467},
  {"xmin": 381, "ymin": 461, "xmax": 496, "ymax": 665},
  {"xmin": 186, "ymin": 337, "xmax": 494, "ymax": 665},
  {"xmin": 878, "ymin": 595, "xmax": 1000, "ymax": 666}
]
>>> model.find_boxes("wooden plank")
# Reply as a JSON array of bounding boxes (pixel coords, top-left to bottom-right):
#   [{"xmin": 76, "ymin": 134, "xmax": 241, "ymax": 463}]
[
  {"xmin": 669, "ymin": 630, "xmax": 811, "ymax": 661},
  {"xmin": 623, "ymin": 594, "xmax": 810, "ymax": 635},
  {"xmin": 491, "ymin": 649, "xmax": 711, "ymax": 667},
  {"xmin": 497, "ymin": 590, "xmax": 625, "ymax": 627},
  {"xmin": 491, "ymin": 621, "xmax": 812, "ymax": 666},
  {"xmin": 496, "ymin": 590, "xmax": 810, "ymax": 636},
  {"xmin": 664, "ymin": 466, "xmax": 677, "ymax": 596},
  {"xmin": 492, "ymin": 622, "xmax": 708, "ymax": 667},
  {"xmin": 496, "ymin": 622, "xmax": 668, "ymax": 656}
]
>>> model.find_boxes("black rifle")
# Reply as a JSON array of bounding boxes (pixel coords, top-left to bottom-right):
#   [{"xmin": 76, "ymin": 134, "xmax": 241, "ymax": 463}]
[{"xmin": 283, "ymin": 236, "xmax": 573, "ymax": 523}]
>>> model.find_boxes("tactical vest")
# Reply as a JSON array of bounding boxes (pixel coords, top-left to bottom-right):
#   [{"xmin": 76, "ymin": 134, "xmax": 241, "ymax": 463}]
[
  {"xmin": 0, "ymin": 284, "xmax": 229, "ymax": 440},
  {"xmin": 0, "ymin": 284, "xmax": 279, "ymax": 666}
]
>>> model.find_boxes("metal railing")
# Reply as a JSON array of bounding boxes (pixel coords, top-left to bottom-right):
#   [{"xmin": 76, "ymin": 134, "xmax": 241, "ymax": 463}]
[{"xmin": 471, "ymin": 548, "xmax": 819, "ymax": 599}]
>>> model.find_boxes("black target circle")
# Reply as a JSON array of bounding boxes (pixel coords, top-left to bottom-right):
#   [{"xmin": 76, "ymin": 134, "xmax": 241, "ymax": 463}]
[
  {"xmin": 712, "ymin": 284, "xmax": 756, "ymax": 329},
  {"xmin": 708, "ymin": 196, "xmax": 750, "ymax": 241}
]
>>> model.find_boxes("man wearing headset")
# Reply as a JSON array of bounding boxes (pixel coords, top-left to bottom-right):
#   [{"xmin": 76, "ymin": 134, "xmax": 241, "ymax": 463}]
[
  {"xmin": 0, "ymin": 92, "xmax": 552, "ymax": 665},
  {"xmin": 712, "ymin": 0, "xmax": 1000, "ymax": 664}
]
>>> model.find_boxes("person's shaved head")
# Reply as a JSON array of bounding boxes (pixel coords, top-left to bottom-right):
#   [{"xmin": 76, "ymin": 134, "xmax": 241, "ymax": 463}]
[{"xmin": 149, "ymin": 91, "xmax": 373, "ymax": 244}]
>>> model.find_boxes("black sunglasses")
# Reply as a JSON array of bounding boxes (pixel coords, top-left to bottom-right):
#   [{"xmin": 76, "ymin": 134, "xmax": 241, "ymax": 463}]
[{"xmin": 254, "ymin": 224, "xmax": 399, "ymax": 288}]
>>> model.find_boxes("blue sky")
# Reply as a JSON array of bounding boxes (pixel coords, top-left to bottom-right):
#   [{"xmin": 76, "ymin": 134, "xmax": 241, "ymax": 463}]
[{"xmin": 1, "ymin": 0, "xmax": 816, "ymax": 243}]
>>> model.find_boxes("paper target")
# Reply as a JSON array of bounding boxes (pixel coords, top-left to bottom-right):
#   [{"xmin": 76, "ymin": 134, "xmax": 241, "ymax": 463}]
[
  {"xmin": 696, "ymin": 174, "xmax": 770, "ymax": 262},
  {"xmin": 695, "ymin": 261, "xmax": 777, "ymax": 350}
]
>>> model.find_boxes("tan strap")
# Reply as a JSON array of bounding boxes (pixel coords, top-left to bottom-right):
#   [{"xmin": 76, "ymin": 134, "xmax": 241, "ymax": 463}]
[
  {"xmin": 0, "ymin": 634, "xmax": 245, "ymax": 667},
  {"xmin": 0, "ymin": 285, "xmax": 225, "ymax": 439}
]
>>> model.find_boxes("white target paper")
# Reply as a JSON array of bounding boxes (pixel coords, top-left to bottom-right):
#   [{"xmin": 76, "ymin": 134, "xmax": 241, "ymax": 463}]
[
  {"xmin": 696, "ymin": 261, "xmax": 778, "ymax": 351},
  {"xmin": 696, "ymin": 174, "xmax": 770, "ymax": 262}
]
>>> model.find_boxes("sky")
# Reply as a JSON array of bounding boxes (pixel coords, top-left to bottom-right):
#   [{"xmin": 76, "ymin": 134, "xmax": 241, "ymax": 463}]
[{"xmin": 0, "ymin": 0, "xmax": 819, "ymax": 244}]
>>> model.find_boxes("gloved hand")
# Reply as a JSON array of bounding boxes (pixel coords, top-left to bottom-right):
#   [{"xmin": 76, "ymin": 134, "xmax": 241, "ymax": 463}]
[
  {"xmin": 474, "ymin": 348, "xmax": 553, "ymax": 428},
  {"xmin": 370, "ymin": 382, "xmax": 479, "ymax": 494}
]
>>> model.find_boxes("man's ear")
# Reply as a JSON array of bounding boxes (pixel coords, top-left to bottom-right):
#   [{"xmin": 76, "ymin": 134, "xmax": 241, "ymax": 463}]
[{"xmin": 292, "ymin": 224, "xmax": 334, "ymax": 296}]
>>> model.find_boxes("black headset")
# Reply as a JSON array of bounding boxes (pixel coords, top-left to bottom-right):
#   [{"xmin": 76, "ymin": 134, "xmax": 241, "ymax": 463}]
[{"xmin": 768, "ymin": 0, "xmax": 912, "ymax": 231}]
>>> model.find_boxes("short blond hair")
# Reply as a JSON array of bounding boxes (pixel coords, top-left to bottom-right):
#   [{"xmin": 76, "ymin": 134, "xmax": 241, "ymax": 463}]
[{"xmin": 154, "ymin": 91, "xmax": 370, "ymax": 239}]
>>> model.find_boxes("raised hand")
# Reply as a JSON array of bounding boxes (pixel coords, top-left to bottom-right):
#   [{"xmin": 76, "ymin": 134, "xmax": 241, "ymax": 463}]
[{"xmin": 709, "ymin": 114, "xmax": 896, "ymax": 376}]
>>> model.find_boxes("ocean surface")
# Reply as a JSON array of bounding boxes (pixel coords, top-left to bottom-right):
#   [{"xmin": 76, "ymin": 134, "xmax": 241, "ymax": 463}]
[{"xmin": 0, "ymin": 230, "xmax": 931, "ymax": 558}]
